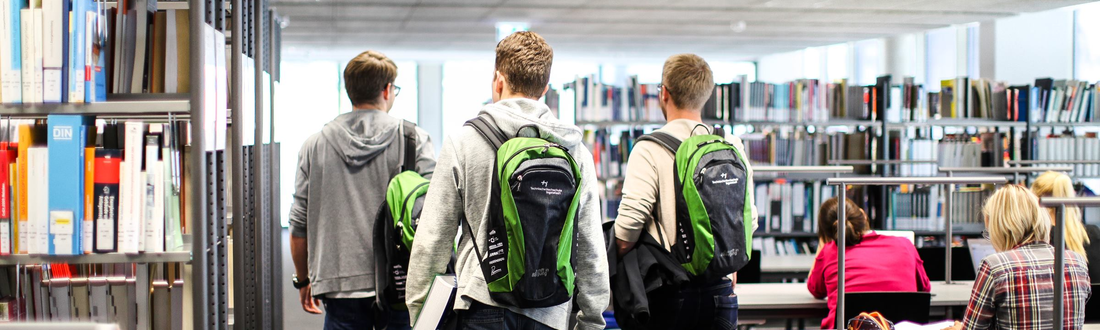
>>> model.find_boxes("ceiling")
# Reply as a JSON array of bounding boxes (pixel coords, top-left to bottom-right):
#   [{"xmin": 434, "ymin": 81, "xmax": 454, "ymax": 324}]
[{"xmin": 272, "ymin": 0, "xmax": 1097, "ymax": 61}]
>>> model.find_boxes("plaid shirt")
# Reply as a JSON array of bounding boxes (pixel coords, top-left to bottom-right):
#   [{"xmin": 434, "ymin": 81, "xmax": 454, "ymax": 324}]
[{"xmin": 962, "ymin": 242, "xmax": 1092, "ymax": 330}]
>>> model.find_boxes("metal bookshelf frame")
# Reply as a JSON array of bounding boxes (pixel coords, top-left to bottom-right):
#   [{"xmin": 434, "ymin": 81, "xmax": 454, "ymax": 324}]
[
  {"xmin": 939, "ymin": 166, "xmax": 1073, "ymax": 184},
  {"xmin": 1040, "ymin": 196, "xmax": 1100, "ymax": 330},
  {"xmin": 826, "ymin": 176, "xmax": 1008, "ymax": 330}
]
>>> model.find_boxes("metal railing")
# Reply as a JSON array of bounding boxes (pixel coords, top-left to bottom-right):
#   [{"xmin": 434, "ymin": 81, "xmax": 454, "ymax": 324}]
[
  {"xmin": 825, "ymin": 176, "xmax": 1009, "ymax": 330},
  {"xmin": 1039, "ymin": 197, "xmax": 1100, "ymax": 330}
]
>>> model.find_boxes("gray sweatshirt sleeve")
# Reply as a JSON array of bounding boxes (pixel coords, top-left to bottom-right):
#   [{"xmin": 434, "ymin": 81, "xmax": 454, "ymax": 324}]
[
  {"xmin": 573, "ymin": 149, "xmax": 612, "ymax": 330},
  {"xmin": 414, "ymin": 127, "xmax": 437, "ymax": 180},
  {"xmin": 288, "ymin": 139, "xmax": 312, "ymax": 238},
  {"xmin": 406, "ymin": 136, "xmax": 462, "ymax": 322}
]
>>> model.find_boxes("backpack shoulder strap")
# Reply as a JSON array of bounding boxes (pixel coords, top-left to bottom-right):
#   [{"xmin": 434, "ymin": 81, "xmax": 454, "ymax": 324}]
[
  {"xmin": 463, "ymin": 115, "xmax": 507, "ymax": 149},
  {"xmin": 401, "ymin": 120, "xmax": 418, "ymax": 172},
  {"xmin": 636, "ymin": 131, "xmax": 682, "ymax": 154}
]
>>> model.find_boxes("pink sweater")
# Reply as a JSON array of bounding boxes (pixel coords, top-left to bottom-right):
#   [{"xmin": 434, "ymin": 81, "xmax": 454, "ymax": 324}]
[{"xmin": 807, "ymin": 232, "xmax": 932, "ymax": 329}]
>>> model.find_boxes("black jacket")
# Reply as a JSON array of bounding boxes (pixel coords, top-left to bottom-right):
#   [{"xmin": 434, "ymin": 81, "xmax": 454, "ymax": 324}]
[{"xmin": 605, "ymin": 222, "xmax": 691, "ymax": 330}]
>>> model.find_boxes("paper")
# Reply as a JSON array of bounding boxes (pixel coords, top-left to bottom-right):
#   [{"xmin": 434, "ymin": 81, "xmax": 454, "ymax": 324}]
[
  {"xmin": 895, "ymin": 321, "xmax": 957, "ymax": 330},
  {"xmin": 412, "ymin": 275, "xmax": 456, "ymax": 330}
]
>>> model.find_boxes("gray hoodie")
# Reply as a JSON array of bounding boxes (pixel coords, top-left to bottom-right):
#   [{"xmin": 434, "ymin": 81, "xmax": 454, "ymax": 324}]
[
  {"xmin": 289, "ymin": 109, "xmax": 436, "ymax": 296},
  {"xmin": 406, "ymin": 99, "xmax": 611, "ymax": 330}
]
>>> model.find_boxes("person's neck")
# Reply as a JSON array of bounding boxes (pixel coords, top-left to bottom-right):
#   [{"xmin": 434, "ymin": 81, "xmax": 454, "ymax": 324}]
[
  {"xmin": 352, "ymin": 103, "xmax": 385, "ymax": 112},
  {"xmin": 499, "ymin": 91, "xmax": 541, "ymax": 102},
  {"xmin": 664, "ymin": 108, "xmax": 703, "ymax": 123}
]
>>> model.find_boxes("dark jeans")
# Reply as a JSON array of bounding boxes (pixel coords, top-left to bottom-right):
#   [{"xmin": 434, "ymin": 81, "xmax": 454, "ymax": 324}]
[
  {"xmin": 321, "ymin": 297, "xmax": 411, "ymax": 330},
  {"xmin": 454, "ymin": 301, "xmax": 554, "ymax": 330},
  {"xmin": 672, "ymin": 279, "xmax": 739, "ymax": 330}
]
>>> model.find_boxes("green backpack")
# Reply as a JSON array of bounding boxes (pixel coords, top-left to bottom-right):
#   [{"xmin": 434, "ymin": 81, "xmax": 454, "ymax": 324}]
[
  {"xmin": 374, "ymin": 120, "xmax": 430, "ymax": 311},
  {"xmin": 461, "ymin": 115, "xmax": 583, "ymax": 308},
  {"xmin": 637, "ymin": 126, "xmax": 753, "ymax": 280}
]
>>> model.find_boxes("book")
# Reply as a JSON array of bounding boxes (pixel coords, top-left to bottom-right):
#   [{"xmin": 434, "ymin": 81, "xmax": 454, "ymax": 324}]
[
  {"xmin": 19, "ymin": 8, "xmax": 32, "ymax": 103},
  {"xmin": 15, "ymin": 124, "xmax": 29, "ymax": 254},
  {"xmin": 41, "ymin": 0, "xmax": 62, "ymax": 103},
  {"xmin": 83, "ymin": 128, "xmax": 96, "ymax": 254},
  {"xmin": 0, "ymin": 143, "xmax": 11, "ymax": 255},
  {"xmin": 143, "ymin": 126, "xmax": 163, "ymax": 252},
  {"xmin": 164, "ymin": 9, "xmax": 188, "ymax": 93},
  {"xmin": 27, "ymin": 139, "xmax": 47, "ymax": 255},
  {"xmin": 93, "ymin": 149, "xmax": 121, "ymax": 253},
  {"xmin": 68, "ymin": 0, "xmax": 89, "ymax": 103},
  {"xmin": 121, "ymin": 121, "xmax": 144, "ymax": 253},
  {"xmin": 150, "ymin": 10, "xmax": 166, "ymax": 93},
  {"xmin": 412, "ymin": 275, "xmax": 456, "ymax": 330},
  {"xmin": 48, "ymin": 115, "xmax": 91, "ymax": 255},
  {"xmin": 0, "ymin": 0, "xmax": 23, "ymax": 103}
]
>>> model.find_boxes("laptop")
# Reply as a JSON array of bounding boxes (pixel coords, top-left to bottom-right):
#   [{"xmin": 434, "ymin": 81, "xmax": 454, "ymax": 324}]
[{"xmin": 966, "ymin": 238, "xmax": 998, "ymax": 273}]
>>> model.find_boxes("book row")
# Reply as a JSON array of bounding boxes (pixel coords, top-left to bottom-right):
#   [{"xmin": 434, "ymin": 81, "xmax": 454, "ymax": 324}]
[
  {"xmin": 0, "ymin": 263, "xmax": 184, "ymax": 328},
  {"xmin": 0, "ymin": 116, "xmax": 187, "ymax": 256},
  {"xmin": 0, "ymin": 0, "xmax": 189, "ymax": 104},
  {"xmin": 568, "ymin": 75, "xmax": 1098, "ymax": 124},
  {"xmin": 1034, "ymin": 134, "xmax": 1100, "ymax": 177}
]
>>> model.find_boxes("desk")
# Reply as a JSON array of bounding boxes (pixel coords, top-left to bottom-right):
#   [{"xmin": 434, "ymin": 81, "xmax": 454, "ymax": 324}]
[
  {"xmin": 761, "ymin": 255, "xmax": 816, "ymax": 273},
  {"xmin": 736, "ymin": 281, "xmax": 975, "ymax": 326}
]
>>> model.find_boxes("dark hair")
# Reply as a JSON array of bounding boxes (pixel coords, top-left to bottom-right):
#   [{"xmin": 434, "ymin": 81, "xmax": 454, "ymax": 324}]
[
  {"xmin": 817, "ymin": 197, "xmax": 869, "ymax": 247},
  {"xmin": 495, "ymin": 31, "xmax": 553, "ymax": 97},
  {"xmin": 343, "ymin": 50, "xmax": 397, "ymax": 107}
]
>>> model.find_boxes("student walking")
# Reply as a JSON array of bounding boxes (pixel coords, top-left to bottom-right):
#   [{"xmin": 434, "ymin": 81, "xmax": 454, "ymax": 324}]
[
  {"xmin": 405, "ymin": 31, "xmax": 610, "ymax": 330},
  {"xmin": 288, "ymin": 50, "xmax": 436, "ymax": 330},
  {"xmin": 613, "ymin": 53, "xmax": 758, "ymax": 330}
]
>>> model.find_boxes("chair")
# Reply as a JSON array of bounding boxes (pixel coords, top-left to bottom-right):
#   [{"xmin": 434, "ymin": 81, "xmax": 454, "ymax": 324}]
[
  {"xmin": 844, "ymin": 292, "xmax": 932, "ymax": 325},
  {"xmin": 1086, "ymin": 285, "xmax": 1100, "ymax": 323}
]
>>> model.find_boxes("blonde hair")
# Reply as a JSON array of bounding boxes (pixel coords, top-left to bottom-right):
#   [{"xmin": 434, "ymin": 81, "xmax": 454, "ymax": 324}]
[
  {"xmin": 982, "ymin": 185, "xmax": 1051, "ymax": 252},
  {"xmin": 1032, "ymin": 171, "xmax": 1088, "ymax": 256},
  {"xmin": 661, "ymin": 54, "xmax": 714, "ymax": 110}
]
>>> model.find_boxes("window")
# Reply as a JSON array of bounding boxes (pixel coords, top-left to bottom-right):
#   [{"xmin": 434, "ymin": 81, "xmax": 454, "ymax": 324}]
[
  {"xmin": 1076, "ymin": 4, "xmax": 1100, "ymax": 81},
  {"xmin": 925, "ymin": 27, "xmax": 957, "ymax": 92},
  {"xmin": 276, "ymin": 60, "xmax": 345, "ymax": 226},
  {"xmin": 854, "ymin": 39, "xmax": 884, "ymax": 85},
  {"xmin": 803, "ymin": 47, "xmax": 825, "ymax": 80},
  {"xmin": 826, "ymin": 43, "xmax": 849, "ymax": 82},
  {"xmin": 442, "ymin": 60, "xmax": 494, "ymax": 139}
]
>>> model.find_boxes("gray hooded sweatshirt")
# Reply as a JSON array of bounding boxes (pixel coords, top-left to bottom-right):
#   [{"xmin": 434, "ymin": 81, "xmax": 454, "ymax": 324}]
[
  {"xmin": 289, "ymin": 109, "xmax": 436, "ymax": 296},
  {"xmin": 406, "ymin": 99, "xmax": 611, "ymax": 330}
]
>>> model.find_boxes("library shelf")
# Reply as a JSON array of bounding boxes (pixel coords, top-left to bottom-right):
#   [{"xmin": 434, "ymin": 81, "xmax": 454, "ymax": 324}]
[
  {"xmin": 0, "ymin": 250, "xmax": 192, "ymax": 265},
  {"xmin": 575, "ymin": 120, "xmax": 880, "ymax": 128},
  {"xmin": 0, "ymin": 94, "xmax": 191, "ymax": 117}
]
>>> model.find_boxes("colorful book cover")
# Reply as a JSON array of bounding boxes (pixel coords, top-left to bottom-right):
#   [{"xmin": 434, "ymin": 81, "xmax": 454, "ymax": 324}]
[
  {"xmin": 47, "ymin": 115, "xmax": 91, "ymax": 255},
  {"xmin": 83, "ymin": 134, "xmax": 95, "ymax": 254},
  {"xmin": 93, "ymin": 149, "xmax": 120, "ymax": 253},
  {"xmin": 15, "ymin": 124, "xmax": 28, "ymax": 254},
  {"xmin": 1, "ymin": 0, "xmax": 24, "ymax": 103}
]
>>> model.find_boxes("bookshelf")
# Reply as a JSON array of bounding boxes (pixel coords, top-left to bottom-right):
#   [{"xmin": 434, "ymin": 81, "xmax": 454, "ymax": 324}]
[
  {"xmin": 0, "ymin": 0, "xmax": 284, "ymax": 329},
  {"xmin": 0, "ymin": 251, "xmax": 192, "ymax": 266}
]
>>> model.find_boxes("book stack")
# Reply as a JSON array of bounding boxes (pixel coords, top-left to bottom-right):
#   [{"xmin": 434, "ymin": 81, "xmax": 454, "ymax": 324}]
[
  {"xmin": 755, "ymin": 181, "xmax": 833, "ymax": 235},
  {"xmin": 1033, "ymin": 79, "xmax": 1097, "ymax": 123},
  {"xmin": 1, "ymin": 263, "xmax": 184, "ymax": 327},
  {"xmin": 1035, "ymin": 133, "xmax": 1100, "ymax": 177},
  {"xmin": 888, "ymin": 186, "xmax": 941, "ymax": 232},
  {"xmin": 752, "ymin": 237, "xmax": 818, "ymax": 257},
  {"xmin": 726, "ymin": 78, "xmax": 830, "ymax": 123},
  {"xmin": 0, "ymin": 116, "xmax": 187, "ymax": 256},
  {"xmin": 951, "ymin": 187, "xmax": 993, "ymax": 232},
  {"xmin": 0, "ymin": 0, "xmax": 190, "ymax": 104}
]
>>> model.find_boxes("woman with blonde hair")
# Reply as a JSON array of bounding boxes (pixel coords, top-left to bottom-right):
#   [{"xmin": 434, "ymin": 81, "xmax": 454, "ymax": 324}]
[
  {"xmin": 951, "ymin": 185, "xmax": 1091, "ymax": 330},
  {"xmin": 1032, "ymin": 170, "xmax": 1100, "ymax": 281}
]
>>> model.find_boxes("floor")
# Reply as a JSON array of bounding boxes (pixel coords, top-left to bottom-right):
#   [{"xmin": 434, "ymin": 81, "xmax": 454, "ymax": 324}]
[{"xmin": 281, "ymin": 229, "xmax": 325, "ymax": 329}]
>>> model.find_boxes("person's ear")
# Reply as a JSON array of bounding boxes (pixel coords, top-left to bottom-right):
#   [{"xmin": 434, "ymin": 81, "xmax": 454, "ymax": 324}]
[
  {"xmin": 494, "ymin": 71, "xmax": 506, "ymax": 95},
  {"xmin": 540, "ymin": 85, "xmax": 549, "ymax": 98},
  {"xmin": 382, "ymin": 83, "xmax": 393, "ymax": 102}
]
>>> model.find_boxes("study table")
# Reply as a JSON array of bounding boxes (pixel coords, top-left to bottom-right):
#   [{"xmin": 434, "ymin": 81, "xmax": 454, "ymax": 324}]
[{"xmin": 736, "ymin": 281, "xmax": 974, "ymax": 328}]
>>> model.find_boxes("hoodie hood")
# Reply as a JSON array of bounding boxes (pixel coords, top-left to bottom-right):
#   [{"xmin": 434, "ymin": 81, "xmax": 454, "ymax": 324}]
[
  {"xmin": 479, "ymin": 98, "xmax": 583, "ymax": 150},
  {"xmin": 320, "ymin": 110, "xmax": 400, "ymax": 167}
]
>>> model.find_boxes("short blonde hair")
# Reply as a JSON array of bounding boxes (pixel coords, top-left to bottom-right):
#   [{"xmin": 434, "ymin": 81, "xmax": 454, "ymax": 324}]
[
  {"xmin": 1032, "ymin": 171, "xmax": 1088, "ymax": 256},
  {"xmin": 662, "ymin": 54, "xmax": 714, "ymax": 110},
  {"xmin": 983, "ymin": 184, "xmax": 1051, "ymax": 252}
]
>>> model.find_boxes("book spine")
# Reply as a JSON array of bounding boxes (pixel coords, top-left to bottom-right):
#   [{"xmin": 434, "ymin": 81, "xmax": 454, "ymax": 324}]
[
  {"xmin": 19, "ymin": 9, "xmax": 31, "ymax": 103},
  {"xmin": 0, "ymin": 148, "xmax": 9, "ymax": 255},
  {"xmin": 68, "ymin": 0, "xmax": 86, "ymax": 103},
  {"xmin": 1, "ymin": 0, "xmax": 23, "ymax": 103},
  {"xmin": 84, "ymin": 145, "xmax": 94, "ymax": 254},
  {"xmin": 41, "ymin": 0, "xmax": 61, "ymax": 103},
  {"xmin": 93, "ymin": 149, "xmax": 120, "ymax": 253}
]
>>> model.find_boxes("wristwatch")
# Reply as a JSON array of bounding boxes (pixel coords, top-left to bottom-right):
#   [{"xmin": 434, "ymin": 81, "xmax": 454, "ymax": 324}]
[{"xmin": 292, "ymin": 274, "xmax": 309, "ymax": 289}]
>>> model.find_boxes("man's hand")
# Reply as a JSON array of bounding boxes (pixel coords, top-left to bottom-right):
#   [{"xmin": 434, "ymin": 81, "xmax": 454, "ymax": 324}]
[
  {"xmin": 616, "ymin": 238, "xmax": 635, "ymax": 257},
  {"xmin": 299, "ymin": 285, "xmax": 323, "ymax": 314}
]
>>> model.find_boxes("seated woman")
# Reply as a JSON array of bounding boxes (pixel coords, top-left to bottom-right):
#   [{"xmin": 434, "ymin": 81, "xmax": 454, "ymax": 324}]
[
  {"xmin": 1033, "ymin": 171, "xmax": 1100, "ymax": 282},
  {"xmin": 807, "ymin": 197, "xmax": 931, "ymax": 329},
  {"xmin": 954, "ymin": 184, "xmax": 1091, "ymax": 330}
]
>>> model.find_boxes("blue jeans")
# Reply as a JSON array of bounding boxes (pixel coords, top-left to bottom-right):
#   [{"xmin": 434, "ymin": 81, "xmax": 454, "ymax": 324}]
[
  {"xmin": 454, "ymin": 301, "xmax": 554, "ymax": 330},
  {"xmin": 672, "ymin": 279, "xmax": 739, "ymax": 330},
  {"xmin": 321, "ymin": 298, "xmax": 411, "ymax": 330}
]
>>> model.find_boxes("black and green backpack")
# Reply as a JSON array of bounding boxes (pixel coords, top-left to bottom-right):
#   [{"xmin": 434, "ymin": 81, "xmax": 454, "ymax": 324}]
[
  {"xmin": 637, "ymin": 126, "xmax": 754, "ymax": 281},
  {"xmin": 374, "ymin": 120, "xmax": 430, "ymax": 311},
  {"xmin": 461, "ymin": 115, "xmax": 583, "ymax": 308}
]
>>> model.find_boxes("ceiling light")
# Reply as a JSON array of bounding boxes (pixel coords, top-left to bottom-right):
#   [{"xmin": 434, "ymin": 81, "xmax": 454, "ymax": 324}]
[{"xmin": 730, "ymin": 20, "xmax": 747, "ymax": 33}]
